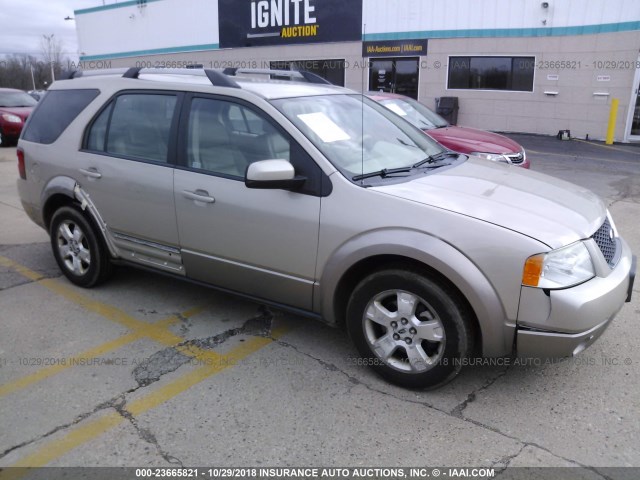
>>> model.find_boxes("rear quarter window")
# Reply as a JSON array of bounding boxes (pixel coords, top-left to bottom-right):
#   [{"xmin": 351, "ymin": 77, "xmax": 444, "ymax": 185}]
[{"xmin": 21, "ymin": 89, "xmax": 100, "ymax": 144}]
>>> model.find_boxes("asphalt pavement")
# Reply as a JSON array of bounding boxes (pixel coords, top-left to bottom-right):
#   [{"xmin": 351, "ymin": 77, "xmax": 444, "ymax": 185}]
[{"xmin": 0, "ymin": 136, "xmax": 638, "ymax": 478}]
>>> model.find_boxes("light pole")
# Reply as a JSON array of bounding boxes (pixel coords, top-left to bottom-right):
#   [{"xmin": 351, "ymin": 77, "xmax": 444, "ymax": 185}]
[
  {"xmin": 30, "ymin": 64, "xmax": 36, "ymax": 90},
  {"xmin": 43, "ymin": 34, "xmax": 56, "ymax": 83}
]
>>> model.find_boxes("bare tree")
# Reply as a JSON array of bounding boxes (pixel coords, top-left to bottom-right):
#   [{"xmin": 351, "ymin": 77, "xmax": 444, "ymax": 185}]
[{"xmin": 0, "ymin": 33, "xmax": 70, "ymax": 90}]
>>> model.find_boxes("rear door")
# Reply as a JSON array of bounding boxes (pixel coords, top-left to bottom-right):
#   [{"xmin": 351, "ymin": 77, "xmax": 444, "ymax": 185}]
[
  {"xmin": 77, "ymin": 91, "xmax": 183, "ymax": 273},
  {"xmin": 173, "ymin": 94, "xmax": 323, "ymax": 310}
]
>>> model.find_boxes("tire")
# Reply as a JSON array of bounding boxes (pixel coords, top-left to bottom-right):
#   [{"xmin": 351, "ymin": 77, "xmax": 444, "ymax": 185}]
[
  {"xmin": 0, "ymin": 128, "xmax": 16, "ymax": 147},
  {"xmin": 346, "ymin": 268, "xmax": 474, "ymax": 389},
  {"xmin": 50, "ymin": 206, "xmax": 112, "ymax": 287}
]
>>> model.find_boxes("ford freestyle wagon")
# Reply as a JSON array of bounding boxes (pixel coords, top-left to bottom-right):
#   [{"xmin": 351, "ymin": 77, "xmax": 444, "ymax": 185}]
[{"xmin": 17, "ymin": 68, "xmax": 636, "ymax": 389}]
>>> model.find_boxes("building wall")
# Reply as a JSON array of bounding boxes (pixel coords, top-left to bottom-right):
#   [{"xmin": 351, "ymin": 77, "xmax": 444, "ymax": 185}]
[
  {"xmin": 362, "ymin": 0, "xmax": 640, "ymax": 38},
  {"xmin": 423, "ymin": 32, "xmax": 640, "ymax": 141},
  {"xmin": 74, "ymin": 0, "xmax": 640, "ymax": 142},
  {"xmin": 75, "ymin": 0, "xmax": 220, "ymax": 59}
]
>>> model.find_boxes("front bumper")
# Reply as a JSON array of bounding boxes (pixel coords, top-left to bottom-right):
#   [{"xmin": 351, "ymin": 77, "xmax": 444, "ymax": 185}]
[
  {"xmin": 1, "ymin": 122, "xmax": 24, "ymax": 138},
  {"xmin": 516, "ymin": 238, "xmax": 635, "ymax": 359}
]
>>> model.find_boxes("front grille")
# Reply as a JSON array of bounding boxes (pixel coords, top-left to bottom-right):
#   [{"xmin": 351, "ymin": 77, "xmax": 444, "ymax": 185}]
[
  {"xmin": 592, "ymin": 218, "xmax": 617, "ymax": 266},
  {"xmin": 505, "ymin": 153, "xmax": 524, "ymax": 164}
]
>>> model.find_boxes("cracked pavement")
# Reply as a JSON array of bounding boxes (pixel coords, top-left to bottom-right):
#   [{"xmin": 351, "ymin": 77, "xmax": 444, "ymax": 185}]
[{"xmin": 0, "ymin": 137, "xmax": 639, "ymax": 474}]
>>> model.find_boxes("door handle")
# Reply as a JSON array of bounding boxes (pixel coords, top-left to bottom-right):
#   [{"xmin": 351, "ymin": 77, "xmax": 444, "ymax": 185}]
[
  {"xmin": 79, "ymin": 168, "xmax": 102, "ymax": 179},
  {"xmin": 182, "ymin": 189, "xmax": 215, "ymax": 204}
]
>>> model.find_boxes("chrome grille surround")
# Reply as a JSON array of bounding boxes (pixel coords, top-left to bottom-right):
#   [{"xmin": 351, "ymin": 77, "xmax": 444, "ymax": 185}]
[{"xmin": 505, "ymin": 152, "xmax": 525, "ymax": 164}]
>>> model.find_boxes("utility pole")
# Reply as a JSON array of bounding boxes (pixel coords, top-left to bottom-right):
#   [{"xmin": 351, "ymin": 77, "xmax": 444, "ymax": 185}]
[{"xmin": 43, "ymin": 34, "xmax": 56, "ymax": 83}]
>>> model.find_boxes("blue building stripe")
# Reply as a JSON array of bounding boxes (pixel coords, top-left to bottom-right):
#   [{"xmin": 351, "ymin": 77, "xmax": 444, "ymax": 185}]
[
  {"xmin": 75, "ymin": 0, "xmax": 163, "ymax": 15},
  {"xmin": 80, "ymin": 43, "xmax": 220, "ymax": 62},
  {"xmin": 362, "ymin": 21, "xmax": 640, "ymax": 41}
]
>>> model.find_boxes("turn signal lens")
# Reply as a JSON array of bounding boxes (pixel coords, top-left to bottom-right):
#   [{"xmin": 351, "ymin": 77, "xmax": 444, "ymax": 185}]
[{"xmin": 522, "ymin": 255, "xmax": 544, "ymax": 287}]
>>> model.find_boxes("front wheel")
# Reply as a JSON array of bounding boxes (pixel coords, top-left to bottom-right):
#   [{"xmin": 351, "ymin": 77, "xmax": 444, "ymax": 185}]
[
  {"xmin": 50, "ymin": 206, "xmax": 112, "ymax": 287},
  {"xmin": 346, "ymin": 268, "xmax": 474, "ymax": 389}
]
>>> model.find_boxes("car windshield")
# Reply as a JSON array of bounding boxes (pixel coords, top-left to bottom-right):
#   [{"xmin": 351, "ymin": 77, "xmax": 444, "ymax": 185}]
[
  {"xmin": 376, "ymin": 97, "xmax": 449, "ymax": 130},
  {"xmin": 272, "ymin": 94, "xmax": 445, "ymax": 178},
  {"xmin": 0, "ymin": 91, "xmax": 38, "ymax": 107}
]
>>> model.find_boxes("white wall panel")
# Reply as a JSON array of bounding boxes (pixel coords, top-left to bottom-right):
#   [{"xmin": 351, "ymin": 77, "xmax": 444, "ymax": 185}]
[
  {"xmin": 76, "ymin": 0, "xmax": 219, "ymax": 58},
  {"xmin": 363, "ymin": 0, "xmax": 640, "ymax": 36},
  {"xmin": 75, "ymin": 0, "xmax": 640, "ymax": 58}
]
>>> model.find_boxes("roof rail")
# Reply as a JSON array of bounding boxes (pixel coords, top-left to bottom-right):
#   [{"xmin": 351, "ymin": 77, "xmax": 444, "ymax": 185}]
[
  {"xmin": 58, "ymin": 68, "xmax": 133, "ymax": 80},
  {"xmin": 204, "ymin": 69, "xmax": 240, "ymax": 88},
  {"xmin": 57, "ymin": 66, "xmax": 331, "ymax": 88},
  {"xmin": 223, "ymin": 68, "xmax": 332, "ymax": 85},
  {"xmin": 298, "ymin": 71, "xmax": 332, "ymax": 85},
  {"xmin": 132, "ymin": 68, "xmax": 240, "ymax": 88},
  {"xmin": 123, "ymin": 67, "xmax": 142, "ymax": 78},
  {"xmin": 57, "ymin": 67, "xmax": 240, "ymax": 89}
]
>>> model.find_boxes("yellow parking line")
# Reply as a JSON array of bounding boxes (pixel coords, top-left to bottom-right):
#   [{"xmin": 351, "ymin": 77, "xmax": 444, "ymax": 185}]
[
  {"xmin": 3, "ymin": 326, "xmax": 289, "ymax": 473},
  {"xmin": 0, "ymin": 311, "xmax": 199, "ymax": 398},
  {"xmin": 571, "ymin": 138, "xmax": 640, "ymax": 155},
  {"xmin": 1, "ymin": 254, "xmax": 225, "ymax": 367},
  {"xmin": 0, "ymin": 256, "xmax": 44, "ymax": 282},
  {"xmin": 0, "ymin": 332, "xmax": 138, "ymax": 398},
  {"xmin": 526, "ymin": 148, "xmax": 639, "ymax": 165},
  {"xmin": 37, "ymin": 277, "xmax": 192, "ymax": 347},
  {"xmin": 1, "ymin": 255, "xmax": 184, "ymax": 345}
]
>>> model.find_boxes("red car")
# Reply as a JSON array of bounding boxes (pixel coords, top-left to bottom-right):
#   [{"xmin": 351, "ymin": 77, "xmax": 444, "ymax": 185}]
[
  {"xmin": 0, "ymin": 88, "xmax": 37, "ymax": 147},
  {"xmin": 368, "ymin": 92, "xmax": 530, "ymax": 168}
]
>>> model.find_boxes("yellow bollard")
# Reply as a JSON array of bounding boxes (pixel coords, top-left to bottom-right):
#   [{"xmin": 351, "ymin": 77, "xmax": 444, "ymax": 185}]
[{"xmin": 606, "ymin": 98, "xmax": 619, "ymax": 145}]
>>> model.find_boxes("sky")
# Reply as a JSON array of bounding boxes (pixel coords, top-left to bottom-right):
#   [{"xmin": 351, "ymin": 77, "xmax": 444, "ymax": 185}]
[{"xmin": 0, "ymin": 1, "xmax": 115, "ymax": 60}]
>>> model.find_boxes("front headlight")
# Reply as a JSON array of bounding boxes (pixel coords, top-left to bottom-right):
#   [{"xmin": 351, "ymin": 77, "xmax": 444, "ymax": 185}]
[
  {"xmin": 522, "ymin": 242, "xmax": 595, "ymax": 289},
  {"xmin": 470, "ymin": 152, "xmax": 509, "ymax": 163},
  {"xmin": 1, "ymin": 114, "xmax": 22, "ymax": 124}
]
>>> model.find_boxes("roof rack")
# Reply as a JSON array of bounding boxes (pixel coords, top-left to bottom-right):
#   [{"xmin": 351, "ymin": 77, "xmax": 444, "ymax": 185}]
[
  {"xmin": 58, "ymin": 67, "xmax": 241, "ymax": 89},
  {"xmin": 57, "ymin": 66, "xmax": 332, "ymax": 88},
  {"xmin": 223, "ymin": 68, "xmax": 332, "ymax": 85}
]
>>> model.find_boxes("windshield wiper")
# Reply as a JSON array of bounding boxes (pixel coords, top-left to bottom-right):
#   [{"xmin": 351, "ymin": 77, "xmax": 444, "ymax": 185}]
[
  {"xmin": 412, "ymin": 151, "xmax": 459, "ymax": 168},
  {"xmin": 354, "ymin": 152, "xmax": 461, "ymax": 181},
  {"xmin": 352, "ymin": 167, "xmax": 414, "ymax": 181}
]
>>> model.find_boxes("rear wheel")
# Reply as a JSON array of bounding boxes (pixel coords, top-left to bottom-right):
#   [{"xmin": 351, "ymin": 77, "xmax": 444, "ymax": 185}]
[
  {"xmin": 50, "ymin": 206, "xmax": 112, "ymax": 287},
  {"xmin": 346, "ymin": 268, "xmax": 473, "ymax": 389}
]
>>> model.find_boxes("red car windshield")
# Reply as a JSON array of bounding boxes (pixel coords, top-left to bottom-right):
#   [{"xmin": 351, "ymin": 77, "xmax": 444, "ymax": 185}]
[
  {"xmin": 0, "ymin": 91, "xmax": 38, "ymax": 108},
  {"xmin": 376, "ymin": 97, "xmax": 448, "ymax": 130}
]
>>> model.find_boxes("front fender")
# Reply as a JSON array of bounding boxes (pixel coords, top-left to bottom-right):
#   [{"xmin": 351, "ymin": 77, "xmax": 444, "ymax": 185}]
[{"xmin": 317, "ymin": 228, "xmax": 515, "ymax": 357}]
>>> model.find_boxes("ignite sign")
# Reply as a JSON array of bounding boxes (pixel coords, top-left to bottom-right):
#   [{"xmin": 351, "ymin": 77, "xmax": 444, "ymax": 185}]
[{"xmin": 219, "ymin": 0, "xmax": 363, "ymax": 48}]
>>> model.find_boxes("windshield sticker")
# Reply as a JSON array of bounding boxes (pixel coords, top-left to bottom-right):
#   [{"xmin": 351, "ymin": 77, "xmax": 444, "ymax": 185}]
[
  {"xmin": 297, "ymin": 112, "xmax": 351, "ymax": 143},
  {"xmin": 386, "ymin": 103, "xmax": 407, "ymax": 117}
]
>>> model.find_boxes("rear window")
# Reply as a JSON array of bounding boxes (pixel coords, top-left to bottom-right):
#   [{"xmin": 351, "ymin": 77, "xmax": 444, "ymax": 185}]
[{"xmin": 22, "ymin": 89, "xmax": 100, "ymax": 144}]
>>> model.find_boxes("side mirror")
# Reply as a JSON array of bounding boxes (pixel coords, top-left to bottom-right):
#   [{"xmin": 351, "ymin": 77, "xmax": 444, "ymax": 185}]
[{"xmin": 245, "ymin": 159, "xmax": 306, "ymax": 190}]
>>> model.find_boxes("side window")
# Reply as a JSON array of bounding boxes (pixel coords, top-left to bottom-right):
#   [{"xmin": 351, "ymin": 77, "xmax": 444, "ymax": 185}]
[
  {"xmin": 86, "ymin": 103, "xmax": 111, "ymax": 151},
  {"xmin": 22, "ymin": 89, "xmax": 100, "ymax": 144},
  {"xmin": 86, "ymin": 93, "xmax": 177, "ymax": 163},
  {"xmin": 187, "ymin": 98, "xmax": 290, "ymax": 178},
  {"xmin": 228, "ymin": 105, "xmax": 265, "ymax": 135}
]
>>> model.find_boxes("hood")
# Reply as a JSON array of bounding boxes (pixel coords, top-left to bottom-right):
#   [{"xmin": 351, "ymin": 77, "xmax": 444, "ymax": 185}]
[
  {"xmin": 0, "ymin": 106, "xmax": 32, "ymax": 122},
  {"xmin": 371, "ymin": 158, "xmax": 605, "ymax": 248},
  {"xmin": 428, "ymin": 126, "xmax": 522, "ymax": 155}
]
